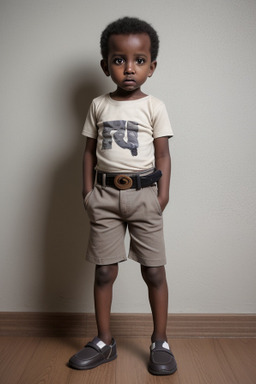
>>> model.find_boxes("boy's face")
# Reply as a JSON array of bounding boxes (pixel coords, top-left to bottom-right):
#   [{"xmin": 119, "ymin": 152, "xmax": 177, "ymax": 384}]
[{"xmin": 101, "ymin": 33, "xmax": 157, "ymax": 98}]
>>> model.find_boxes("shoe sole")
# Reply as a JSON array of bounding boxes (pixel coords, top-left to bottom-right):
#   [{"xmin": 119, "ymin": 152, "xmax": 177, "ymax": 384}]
[
  {"xmin": 69, "ymin": 354, "xmax": 117, "ymax": 370},
  {"xmin": 148, "ymin": 365, "xmax": 177, "ymax": 376}
]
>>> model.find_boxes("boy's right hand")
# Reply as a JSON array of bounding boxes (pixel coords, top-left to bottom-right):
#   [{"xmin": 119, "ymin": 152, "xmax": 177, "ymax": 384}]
[{"xmin": 83, "ymin": 189, "xmax": 94, "ymax": 209}]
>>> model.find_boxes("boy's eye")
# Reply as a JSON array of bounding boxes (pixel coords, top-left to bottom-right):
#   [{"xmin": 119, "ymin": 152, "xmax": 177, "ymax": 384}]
[
  {"xmin": 136, "ymin": 58, "xmax": 145, "ymax": 65},
  {"xmin": 114, "ymin": 58, "xmax": 125, "ymax": 65}
]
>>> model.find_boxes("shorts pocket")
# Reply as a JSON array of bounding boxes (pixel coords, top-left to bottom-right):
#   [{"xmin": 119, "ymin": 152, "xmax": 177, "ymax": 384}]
[
  {"xmin": 148, "ymin": 186, "xmax": 162, "ymax": 216},
  {"xmin": 83, "ymin": 189, "xmax": 94, "ymax": 209}
]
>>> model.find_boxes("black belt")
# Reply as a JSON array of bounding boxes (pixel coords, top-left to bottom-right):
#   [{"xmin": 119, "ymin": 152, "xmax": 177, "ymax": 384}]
[{"xmin": 96, "ymin": 169, "xmax": 162, "ymax": 190}]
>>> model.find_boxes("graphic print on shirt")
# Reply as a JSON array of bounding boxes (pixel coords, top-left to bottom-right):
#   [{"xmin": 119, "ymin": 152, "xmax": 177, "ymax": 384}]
[{"xmin": 102, "ymin": 120, "xmax": 139, "ymax": 156}]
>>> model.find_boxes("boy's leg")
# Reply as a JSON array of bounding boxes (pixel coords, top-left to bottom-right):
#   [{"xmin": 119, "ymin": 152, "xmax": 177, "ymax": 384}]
[
  {"xmin": 141, "ymin": 265, "xmax": 177, "ymax": 375},
  {"xmin": 141, "ymin": 265, "xmax": 168, "ymax": 342},
  {"xmin": 94, "ymin": 263, "xmax": 118, "ymax": 345},
  {"xmin": 68, "ymin": 263, "xmax": 118, "ymax": 370}
]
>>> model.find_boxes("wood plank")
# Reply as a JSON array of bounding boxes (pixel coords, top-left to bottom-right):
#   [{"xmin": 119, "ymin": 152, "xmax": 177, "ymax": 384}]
[
  {"xmin": 17, "ymin": 337, "xmax": 69, "ymax": 384},
  {"xmin": 0, "ymin": 337, "xmax": 256, "ymax": 384},
  {"xmin": 216, "ymin": 339, "xmax": 256, "ymax": 384},
  {"xmin": 1, "ymin": 312, "xmax": 256, "ymax": 337},
  {"xmin": 0, "ymin": 337, "xmax": 40, "ymax": 384},
  {"xmin": 171, "ymin": 338, "xmax": 238, "ymax": 384}
]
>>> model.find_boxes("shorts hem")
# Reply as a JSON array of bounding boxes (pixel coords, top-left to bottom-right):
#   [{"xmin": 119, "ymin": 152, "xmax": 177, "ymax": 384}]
[
  {"xmin": 128, "ymin": 254, "xmax": 167, "ymax": 267},
  {"xmin": 86, "ymin": 256, "xmax": 127, "ymax": 265}
]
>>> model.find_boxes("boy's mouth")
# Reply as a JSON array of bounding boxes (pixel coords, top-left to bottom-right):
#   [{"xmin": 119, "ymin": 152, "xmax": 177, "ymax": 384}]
[{"xmin": 123, "ymin": 78, "xmax": 136, "ymax": 85}]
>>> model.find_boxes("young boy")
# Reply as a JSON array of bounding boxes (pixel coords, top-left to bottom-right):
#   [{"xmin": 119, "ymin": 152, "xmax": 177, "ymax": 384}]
[{"xmin": 69, "ymin": 17, "xmax": 177, "ymax": 376}]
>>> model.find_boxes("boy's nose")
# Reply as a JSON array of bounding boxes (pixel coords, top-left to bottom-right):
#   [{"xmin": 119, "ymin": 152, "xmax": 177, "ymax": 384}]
[{"xmin": 124, "ymin": 61, "xmax": 135, "ymax": 74}]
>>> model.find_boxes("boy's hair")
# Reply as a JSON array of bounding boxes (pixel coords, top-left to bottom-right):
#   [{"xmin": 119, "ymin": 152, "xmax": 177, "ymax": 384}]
[{"xmin": 100, "ymin": 17, "xmax": 159, "ymax": 62}]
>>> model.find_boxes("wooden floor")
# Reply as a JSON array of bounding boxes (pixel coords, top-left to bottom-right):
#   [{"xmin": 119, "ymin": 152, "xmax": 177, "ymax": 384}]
[{"xmin": 1, "ymin": 337, "xmax": 256, "ymax": 384}]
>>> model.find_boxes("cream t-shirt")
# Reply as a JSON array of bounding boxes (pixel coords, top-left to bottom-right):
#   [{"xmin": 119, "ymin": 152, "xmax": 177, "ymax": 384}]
[{"xmin": 82, "ymin": 94, "xmax": 173, "ymax": 173}]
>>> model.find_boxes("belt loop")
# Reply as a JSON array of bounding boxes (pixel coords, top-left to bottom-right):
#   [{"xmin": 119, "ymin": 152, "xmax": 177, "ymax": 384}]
[
  {"xmin": 102, "ymin": 173, "xmax": 106, "ymax": 188},
  {"xmin": 94, "ymin": 170, "xmax": 98, "ymax": 186},
  {"xmin": 136, "ymin": 174, "xmax": 141, "ymax": 190}
]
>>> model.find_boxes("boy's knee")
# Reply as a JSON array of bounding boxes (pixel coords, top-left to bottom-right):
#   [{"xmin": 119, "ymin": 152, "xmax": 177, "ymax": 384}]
[
  {"xmin": 141, "ymin": 265, "xmax": 166, "ymax": 288},
  {"xmin": 95, "ymin": 264, "xmax": 118, "ymax": 286}
]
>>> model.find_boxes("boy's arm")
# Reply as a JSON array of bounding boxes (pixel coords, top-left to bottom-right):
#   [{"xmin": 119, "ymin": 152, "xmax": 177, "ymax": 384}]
[
  {"xmin": 82, "ymin": 137, "xmax": 97, "ymax": 199},
  {"xmin": 154, "ymin": 136, "xmax": 171, "ymax": 212}
]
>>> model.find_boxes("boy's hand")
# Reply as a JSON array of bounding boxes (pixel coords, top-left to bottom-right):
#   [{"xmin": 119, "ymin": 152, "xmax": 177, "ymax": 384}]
[
  {"xmin": 82, "ymin": 189, "xmax": 93, "ymax": 199},
  {"xmin": 158, "ymin": 194, "xmax": 169, "ymax": 212}
]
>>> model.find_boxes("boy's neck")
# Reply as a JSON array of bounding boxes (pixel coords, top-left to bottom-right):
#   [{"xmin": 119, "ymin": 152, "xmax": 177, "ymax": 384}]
[{"xmin": 110, "ymin": 88, "xmax": 148, "ymax": 101}]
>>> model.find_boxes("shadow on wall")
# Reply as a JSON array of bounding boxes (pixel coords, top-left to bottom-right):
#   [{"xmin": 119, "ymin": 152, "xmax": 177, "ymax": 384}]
[{"xmin": 41, "ymin": 67, "xmax": 103, "ymax": 321}]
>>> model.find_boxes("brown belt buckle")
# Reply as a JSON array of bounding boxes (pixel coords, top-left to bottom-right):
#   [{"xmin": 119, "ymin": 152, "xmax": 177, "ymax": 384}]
[{"xmin": 114, "ymin": 174, "xmax": 133, "ymax": 190}]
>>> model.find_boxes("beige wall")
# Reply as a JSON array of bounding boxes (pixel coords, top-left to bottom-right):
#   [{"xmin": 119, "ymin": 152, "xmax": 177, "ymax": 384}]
[{"xmin": 1, "ymin": 0, "xmax": 256, "ymax": 313}]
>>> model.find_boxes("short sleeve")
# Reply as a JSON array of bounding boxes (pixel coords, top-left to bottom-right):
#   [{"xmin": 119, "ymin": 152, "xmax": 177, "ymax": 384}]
[
  {"xmin": 81, "ymin": 101, "xmax": 98, "ymax": 139},
  {"xmin": 152, "ymin": 101, "xmax": 173, "ymax": 139}
]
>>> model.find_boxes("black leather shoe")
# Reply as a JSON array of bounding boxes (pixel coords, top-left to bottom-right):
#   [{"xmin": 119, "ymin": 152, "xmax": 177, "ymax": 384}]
[
  {"xmin": 148, "ymin": 340, "xmax": 177, "ymax": 375},
  {"xmin": 69, "ymin": 337, "xmax": 117, "ymax": 370}
]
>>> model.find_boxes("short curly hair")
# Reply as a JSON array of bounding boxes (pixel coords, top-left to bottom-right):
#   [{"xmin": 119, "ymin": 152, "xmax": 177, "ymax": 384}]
[{"xmin": 100, "ymin": 17, "xmax": 159, "ymax": 62}]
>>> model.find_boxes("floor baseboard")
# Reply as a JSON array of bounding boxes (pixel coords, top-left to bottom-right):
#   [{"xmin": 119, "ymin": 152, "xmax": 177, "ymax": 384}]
[{"xmin": 0, "ymin": 312, "xmax": 255, "ymax": 337}]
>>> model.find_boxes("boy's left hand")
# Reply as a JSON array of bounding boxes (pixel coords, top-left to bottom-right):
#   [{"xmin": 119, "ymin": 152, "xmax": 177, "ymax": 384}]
[{"xmin": 158, "ymin": 195, "xmax": 169, "ymax": 212}]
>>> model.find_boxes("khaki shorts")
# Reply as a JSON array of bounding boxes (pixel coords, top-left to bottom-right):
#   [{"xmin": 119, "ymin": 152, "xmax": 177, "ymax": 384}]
[{"xmin": 84, "ymin": 183, "xmax": 166, "ymax": 267}]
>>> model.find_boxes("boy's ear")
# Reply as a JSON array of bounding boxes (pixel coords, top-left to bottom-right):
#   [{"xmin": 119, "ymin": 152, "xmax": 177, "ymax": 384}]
[
  {"xmin": 100, "ymin": 59, "xmax": 110, "ymax": 76},
  {"xmin": 148, "ymin": 60, "xmax": 157, "ymax": 78}
]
